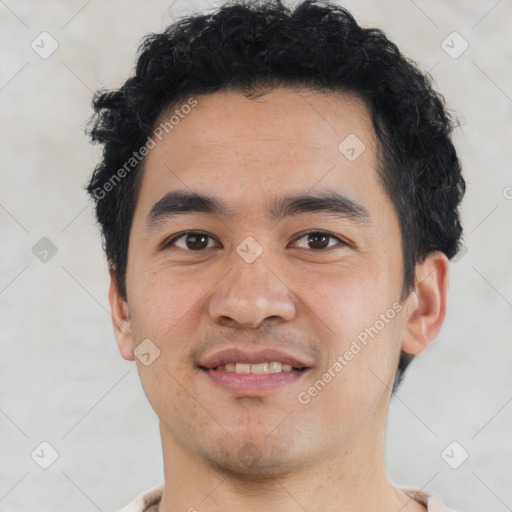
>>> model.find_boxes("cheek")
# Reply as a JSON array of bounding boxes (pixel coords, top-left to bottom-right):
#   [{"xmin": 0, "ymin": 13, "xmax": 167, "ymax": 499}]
[
  {"xmin": 295, "ymin": 259, "xmax": 392, "ymax": 336},
  {"xmin": 128, "ymin": 262, "xmax": 215, "ymax": 339},
  {"xmin": 127, "ymin": 266, "xmax": 205, "ymax": 413},
  {"xmin": 297, "ymin": 262, "xmax": 404, "ymax": 397}
]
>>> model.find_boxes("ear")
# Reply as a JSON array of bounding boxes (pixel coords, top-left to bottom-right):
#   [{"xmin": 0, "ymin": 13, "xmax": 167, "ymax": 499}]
[
  {"xmin": 108, "ymin": 268, "xmax": 135, "ymax": 361},
  {"xmin": 401, "ymin": 251, "xmax": 449, "ymax": 355}
]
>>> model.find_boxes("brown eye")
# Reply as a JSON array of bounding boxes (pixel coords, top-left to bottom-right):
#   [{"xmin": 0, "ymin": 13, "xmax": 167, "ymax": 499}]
[
  {"xmin": 293, "ymin": 231, "xmax": 344, "ymax": 250},
  {"xmin": 165, "ymin": 232, "xmax": 217, "ymax": 251}
]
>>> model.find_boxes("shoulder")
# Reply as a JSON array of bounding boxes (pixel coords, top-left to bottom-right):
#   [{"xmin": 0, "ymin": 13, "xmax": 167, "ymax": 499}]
[
  {"xmin": 116, "ymin": 484, "xmax": 459, "ymax": 512},
  {"xmin": 399, "ymin": 487, "xmax": 460, "ymax": 512},
  {"xmin": 117, "ymin": 485, "xmax": 164, "ymax": 512}
]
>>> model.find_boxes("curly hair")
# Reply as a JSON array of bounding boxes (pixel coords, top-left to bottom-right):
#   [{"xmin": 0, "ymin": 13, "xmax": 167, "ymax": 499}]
[{"xmin": 86, "ymin": 0, "xmax": 465, "ymax": 392}]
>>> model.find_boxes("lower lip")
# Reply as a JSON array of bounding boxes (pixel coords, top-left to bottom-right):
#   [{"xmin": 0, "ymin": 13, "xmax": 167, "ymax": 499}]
[{"xmin": 201, "ymin": 368, "xmax": 308, "ymax": 394}]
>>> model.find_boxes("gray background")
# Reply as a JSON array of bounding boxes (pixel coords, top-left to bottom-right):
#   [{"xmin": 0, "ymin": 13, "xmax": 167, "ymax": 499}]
[{"xmin": 1, "ymin": 0, "xmax": 511, "ymax": 511}]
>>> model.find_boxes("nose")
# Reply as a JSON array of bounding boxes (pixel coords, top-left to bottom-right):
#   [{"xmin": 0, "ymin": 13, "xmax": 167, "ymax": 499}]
[{"xmin": 208, "ymin": 250, "xmax": 296, "ymax": 329}]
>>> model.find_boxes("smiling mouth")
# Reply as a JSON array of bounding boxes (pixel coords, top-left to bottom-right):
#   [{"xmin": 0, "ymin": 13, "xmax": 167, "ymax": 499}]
[{"xmin": 203, "ymin": 361, "xmax": 308, "ymax": 374}]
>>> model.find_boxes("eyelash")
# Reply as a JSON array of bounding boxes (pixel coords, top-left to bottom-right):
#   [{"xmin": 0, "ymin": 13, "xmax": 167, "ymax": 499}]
[{"xmin": 162, "ymin": 230, "xmax": 347, "ymax": 251}]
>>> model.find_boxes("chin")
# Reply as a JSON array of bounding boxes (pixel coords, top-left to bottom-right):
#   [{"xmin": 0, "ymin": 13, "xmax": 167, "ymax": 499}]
[
  {"xmin": 206, "ymin": 448, "xmax": 300, "ymax": 481},
  {"xmin": 197, "ymin": 433, "xmax": 320, "ymax": 482}
]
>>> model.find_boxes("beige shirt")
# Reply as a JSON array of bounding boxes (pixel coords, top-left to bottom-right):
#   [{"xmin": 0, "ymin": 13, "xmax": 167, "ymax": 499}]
[{"xmin": 118, "ymin": 485, "xmax": 459, "ymax": 512}]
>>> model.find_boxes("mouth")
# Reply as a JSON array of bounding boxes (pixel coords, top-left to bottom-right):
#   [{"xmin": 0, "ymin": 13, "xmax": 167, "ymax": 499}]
[
  {"xmin": 199, "ymin": 360, "xmax": 310, "ymax": 394},
  {"xmin": 202, "ymin": 361, "xmax": 309, "ymax": 374},
  {"xmin": 198, "ymin": 348, "xmax": 312, "ymax": 394}
]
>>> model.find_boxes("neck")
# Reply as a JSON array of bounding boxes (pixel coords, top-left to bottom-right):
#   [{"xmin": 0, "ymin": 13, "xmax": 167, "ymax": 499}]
[{"xmin": 156, "ymin": 415, "xmax": 425, "ymax": 512}]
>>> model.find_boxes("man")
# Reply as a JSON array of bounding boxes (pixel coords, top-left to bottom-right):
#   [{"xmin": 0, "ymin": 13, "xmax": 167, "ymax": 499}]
[{"xmin": 86, "ymin": 1, "xmax": 465, "ymax": 511}]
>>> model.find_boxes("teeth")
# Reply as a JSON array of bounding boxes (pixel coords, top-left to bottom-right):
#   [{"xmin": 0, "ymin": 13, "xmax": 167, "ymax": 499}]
[
  {"xmin": 269, "ymin": 361, "xmax": 281, "ymax": 373},
  {"xmin": 249, "ymin": 362, "xmax": 269, "ymax": 374},
  {"xmin": 236, "ymin": 363, "xmax": 251, "ymax": 374},
  {"xmin": 212, "ymin": 361, "xmax": 298, "ymax": 373}
]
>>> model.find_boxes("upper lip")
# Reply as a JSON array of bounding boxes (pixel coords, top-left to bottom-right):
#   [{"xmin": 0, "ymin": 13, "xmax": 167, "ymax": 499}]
[{"xmin": 199, "ymin": 348, "xmax": 312, "ymax": 370}]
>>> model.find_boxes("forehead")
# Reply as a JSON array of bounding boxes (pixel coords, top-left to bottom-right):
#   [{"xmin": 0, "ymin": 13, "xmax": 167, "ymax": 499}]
[
  {"xmin": 135, "ymin": 87, "xmax": 386, "ymax": 221},
  {"xmin": 153, "ymin": 87, "xmax": 375, "ymax": 157}
]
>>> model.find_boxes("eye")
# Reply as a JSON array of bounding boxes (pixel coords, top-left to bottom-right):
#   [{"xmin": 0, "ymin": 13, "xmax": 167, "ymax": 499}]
[
  {"xmin": 292, "ymin": 231, "xmax": 345, "ymax": 250},
  {"xmin": 162, "ymin": 230, "xmax": 346, "ymax": 252},
  {"xmin": 163, "ymin": 231, "xmax": 218, "ymax": 251}
]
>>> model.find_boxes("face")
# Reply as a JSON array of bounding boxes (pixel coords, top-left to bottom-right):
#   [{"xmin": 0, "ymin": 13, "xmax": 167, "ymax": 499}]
[{"xmin": 110, "ymin": 87, "xmax": 445, "ymax": 477}]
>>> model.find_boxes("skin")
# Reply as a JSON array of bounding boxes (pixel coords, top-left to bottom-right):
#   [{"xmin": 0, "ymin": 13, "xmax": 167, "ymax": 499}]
[{"xmin": 109, "ymin": 87, "xmax": 449, "ymax": 512}]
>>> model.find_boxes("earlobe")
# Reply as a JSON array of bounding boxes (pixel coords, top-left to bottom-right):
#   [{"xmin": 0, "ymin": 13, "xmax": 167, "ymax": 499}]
[
  {"xmin": 401, "ymin": 251, "xmax": 449, "ymax": 356},
  {"xmin": 108, "ymin": 268, "xmax": 135, "ymax": 361}
]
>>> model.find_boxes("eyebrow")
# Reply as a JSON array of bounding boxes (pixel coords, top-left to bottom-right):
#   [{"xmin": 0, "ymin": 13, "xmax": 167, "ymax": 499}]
[{"xmin": 145, "ymin": 189, "xmax": 370, "ymax": 228}]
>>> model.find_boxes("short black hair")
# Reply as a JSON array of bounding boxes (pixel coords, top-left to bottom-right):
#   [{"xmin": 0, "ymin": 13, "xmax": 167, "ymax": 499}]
[{"xmin": 86, "ymin": 0, "xmax": 465, "ymax": 392}]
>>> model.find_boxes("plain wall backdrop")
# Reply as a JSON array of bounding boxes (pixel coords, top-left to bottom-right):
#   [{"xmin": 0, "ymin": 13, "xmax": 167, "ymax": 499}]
[{"xmin": 1, "ymin": 0, "xmax": 511, "ymax": 511}]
